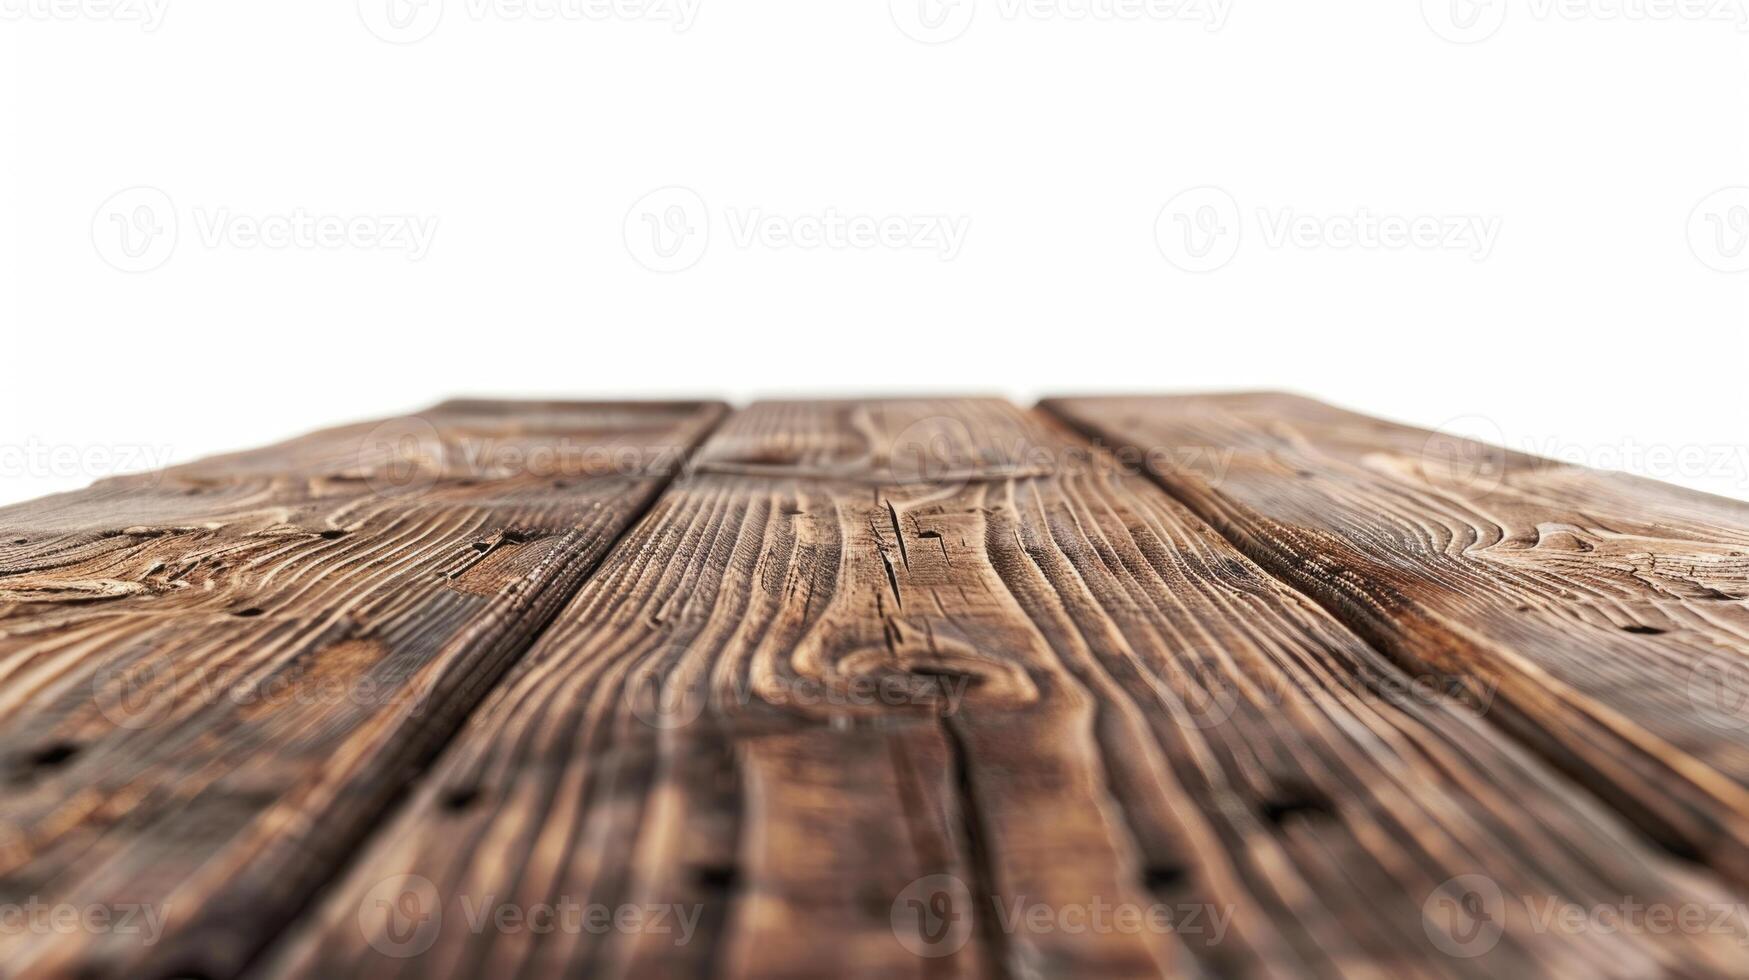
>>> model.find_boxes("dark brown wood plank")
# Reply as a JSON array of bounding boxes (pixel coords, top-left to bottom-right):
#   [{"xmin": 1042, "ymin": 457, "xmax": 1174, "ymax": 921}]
[
  {"xmin": 261, "ymin": 399, "xmax": 1746, "ymax": 979},
  {"xmin": 0, "ymin": 400, "xmax": 724, "ymax": 978},
  {"xmin": 1043, "ymin": 392, "xmax": 1749, "ymax": 885}
]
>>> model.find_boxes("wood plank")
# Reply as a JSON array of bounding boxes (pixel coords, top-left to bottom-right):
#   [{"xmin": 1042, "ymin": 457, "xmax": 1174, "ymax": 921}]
[
  {"xmin": 262, "ymin": 399, "xmax": 1746, "ymax": 979},
  {"xmin": 1043, "ymin": 392, "xmax": 1749, "ymax": 885},
  {"xmin": 0, "ymin": 400, "xmax": 723, "ymax": 978}
]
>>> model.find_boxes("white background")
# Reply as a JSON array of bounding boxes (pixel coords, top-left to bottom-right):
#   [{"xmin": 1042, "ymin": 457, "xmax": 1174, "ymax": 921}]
[{"xmin": 2, "ymin": 0, "xmax": 1746, "ymax": 507}]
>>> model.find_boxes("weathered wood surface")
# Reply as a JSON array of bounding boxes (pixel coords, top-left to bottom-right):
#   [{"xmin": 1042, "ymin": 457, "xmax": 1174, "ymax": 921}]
[
  {"xmin": 1044, "ymin": 393, "xmax": 1749, "ymax": 885},
  {"xmin": 0, "ymin": 400, "xmax": 724, "ymax": 978},
  {"xmin": 256, "ymin": 400, "xmax": 1749, "ymax": 979}
]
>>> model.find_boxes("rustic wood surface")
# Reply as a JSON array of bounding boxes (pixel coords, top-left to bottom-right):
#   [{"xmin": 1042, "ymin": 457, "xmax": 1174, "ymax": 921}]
[
  {"xmin": 1, "ymin": 395, "xmax": 1747, "ymax": 979},
  {"xmin": 1045, "ymin": 394, "xmax": 1749, "ymax": 883},
  {"xmin": 0, "ymin": 401, "xmax": 724, "ymax": 978}
]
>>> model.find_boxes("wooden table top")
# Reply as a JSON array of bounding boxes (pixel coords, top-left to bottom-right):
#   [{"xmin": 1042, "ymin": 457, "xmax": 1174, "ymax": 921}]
[{"xmin": 2, "ymin": 395, "xmax": 1747, "ymax": 979}]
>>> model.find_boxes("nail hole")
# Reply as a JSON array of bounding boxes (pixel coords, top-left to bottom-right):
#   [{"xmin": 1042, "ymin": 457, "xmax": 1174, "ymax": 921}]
[
  {"xmin": 1622, "ymin": 625, "xmax": 1666, "ymax": 636},
  {"xmin": 318, "ymin": 530, "xmax": 348, "ymax": 540},
  {"xmin": 233, "ymin": 608, "xmax": 265, "ymax": 618},
  {"xmin": 1141, "ymin": 865, "xmax": 1188, "ymax": 892},
  {"xmin": 30, "ymin": 742, "xmax": 79, "ymax": 770},
  {"xmin": 907, "ymin": 667, "xmax": 985, "ymax": 697},
  {"xmin": 10, "ymin": 538, "xmax": 27, "ymax": 545},
  {"xmin": 1260, "ymin": 791, "xmax": 1333, "ymax": 826},
  {"xmin": 1652, "ymin": 833, "xmax": 1704, "ymax": 865},
  {"xmin": 694, "ymin": 865, "xmax": 739, "ymax": 891},
  {"xmin": 441, "ymin": 787, "xmax": 482, "ymax": 812}
]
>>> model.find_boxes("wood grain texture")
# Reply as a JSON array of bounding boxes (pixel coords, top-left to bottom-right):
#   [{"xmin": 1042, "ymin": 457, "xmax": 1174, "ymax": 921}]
[
  {"xmin": 1044, "ymin": 392, "xmax": 1749, "ymax": 886},
  {"xmin": 0, "ymin": 400, "xmax": 723, "ymax": 979},
  {"xmin": 261, "ymin": 400, "xmax": 1747, "ymax": 980}
]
